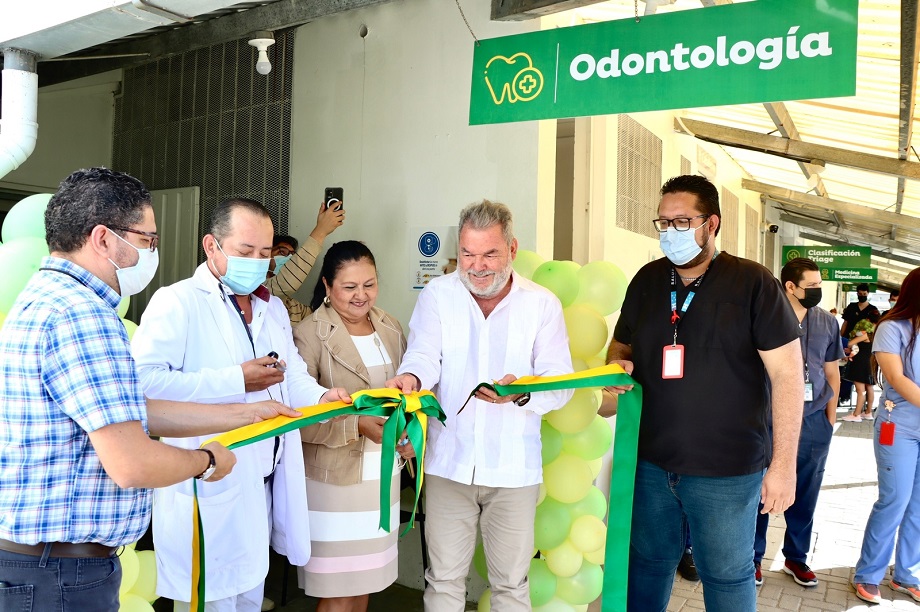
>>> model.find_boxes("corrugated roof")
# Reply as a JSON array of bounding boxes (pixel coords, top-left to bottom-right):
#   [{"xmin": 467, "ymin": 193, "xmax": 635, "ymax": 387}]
[{"xmin": 571, "ymin": 0, "xmax": 918, "ymax": 284}]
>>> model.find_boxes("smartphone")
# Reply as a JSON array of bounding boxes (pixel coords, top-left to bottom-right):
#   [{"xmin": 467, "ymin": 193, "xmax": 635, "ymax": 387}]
[{"xmin": 324, "ymin": 187, "xmax": 344, "ymax": 211}]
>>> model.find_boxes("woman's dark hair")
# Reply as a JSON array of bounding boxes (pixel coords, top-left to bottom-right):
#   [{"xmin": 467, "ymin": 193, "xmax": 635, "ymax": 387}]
[
  {"xmin": 878, "ymin": 266, "xmax": 920, "ymax": 360},
  {"xmin": 310, "ymin": 240, "xmax": 377, "ymax": 312}
]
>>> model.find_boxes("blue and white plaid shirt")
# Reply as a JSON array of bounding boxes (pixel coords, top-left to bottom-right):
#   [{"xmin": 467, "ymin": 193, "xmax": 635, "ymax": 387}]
[{"xmin": 0, "ymin": 256, "xmax": 150, "ymax": 546}]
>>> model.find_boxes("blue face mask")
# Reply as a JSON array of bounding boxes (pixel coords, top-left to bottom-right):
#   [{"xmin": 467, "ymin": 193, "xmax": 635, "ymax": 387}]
[
  {"xmin": 214, "ymin": 240, "xmax": 270, "ymax": 295},
  {"xmin": 273, "ymin": 254, "xmax": 292, "ymax": 272},
  {"xmin": 659, "ymin": 224, "xmax": 707, "ymax": 266}
]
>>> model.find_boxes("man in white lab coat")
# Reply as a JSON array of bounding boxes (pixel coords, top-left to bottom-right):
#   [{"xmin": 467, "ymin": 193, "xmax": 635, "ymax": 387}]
[{"xmin": 132, "ymin": 197, "xmax": 350, "ymax": 611}]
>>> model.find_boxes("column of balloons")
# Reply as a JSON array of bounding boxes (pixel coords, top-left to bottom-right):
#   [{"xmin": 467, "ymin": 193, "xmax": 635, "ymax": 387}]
[
  {"xmin": 477, "ymin": 251, "xmax": 628, "ymax": 612},
  {"xmin": 0, "ymin": 193, "xmax": 138, "ymax": 338}
]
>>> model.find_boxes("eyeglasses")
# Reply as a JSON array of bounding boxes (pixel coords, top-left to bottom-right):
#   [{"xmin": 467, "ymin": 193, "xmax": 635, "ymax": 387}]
[
  {"xmin": 109, "ymin": 226, "xmax": 159, "ymax": 252},
  {"xmin": 652, "ymin": 214, "xmax": 710, "ymax": 232}
]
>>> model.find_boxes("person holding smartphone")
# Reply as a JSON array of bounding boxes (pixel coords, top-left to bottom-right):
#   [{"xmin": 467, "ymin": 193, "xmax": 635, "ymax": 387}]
[{"xmin": 266, "ymin": 189, "xmax": 345, "ymax": 324}]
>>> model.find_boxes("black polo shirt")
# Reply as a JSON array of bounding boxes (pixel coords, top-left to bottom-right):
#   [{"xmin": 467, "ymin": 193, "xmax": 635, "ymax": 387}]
[{"xmin": 614, "ymin": 253, "xmax": 800, "ymax": 477}]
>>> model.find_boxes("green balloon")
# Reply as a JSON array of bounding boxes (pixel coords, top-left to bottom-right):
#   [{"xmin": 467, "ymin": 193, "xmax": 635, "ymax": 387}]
[
  {"xmin": 533, "ymin": 596, "xmax": 578, "ymax": 612},
  {"xmin": 568, "ymin": 486, "xmax": 607, "ymax": 521},
  {"xmin": 2, "ymin": 193, "xmax": 52, "ymax": 243},
  {"xmin": 513, "ymin": 249, "xmax": 545, "ymax": 280},
  {"xmin": 573, "ymin": 260, "xmax": 628, "ymax": 316},
  {"xmin": 0, "ymin": 237, "xmax": 50, "ymax": 313},
  {"xmin": 473, "ymin": 540, "xmax": 489, "ymax": 580},
  {"xmin": 122, "ymin": 319, "xmax": 138, "ymax": 340},
  {"xmin": 529, "ymin": 557, "xmax": 558, "ymax": 607},
  {"xmin": 561, "ymin": 416, "xmax": 613, "ymax": 460},
  {"xmin": 117, "ymin": 296, "xmax": 131, "ymax": 318},
  {"xmin": 478, "ymin": 588, "xmax": 492, "ymax": 612},
  {"xmin": 541, "ymin": 419, "xmax": 563, "ymax": 464},
  {"xmin": 555, "ymin": 561, "xmax": 603, "ymax": 605},
  {"xmin": 532, "ymin": 261, "xmax": 581, "ymax": 307},
  {"xmin": 534, "ymin": 497, "xmax": 573, "ymax": 552}
]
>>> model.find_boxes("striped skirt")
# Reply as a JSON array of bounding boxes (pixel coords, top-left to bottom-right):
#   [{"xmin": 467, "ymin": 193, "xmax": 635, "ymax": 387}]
[{"xmin": 297, "ymin": 440, "xmax": 401, "ymax": 597}]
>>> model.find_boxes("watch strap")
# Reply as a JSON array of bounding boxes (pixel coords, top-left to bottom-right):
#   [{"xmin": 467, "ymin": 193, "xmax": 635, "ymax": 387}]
[{"xmin": 195, "ymin": 448, "xmax": 216, "ymax": 480}]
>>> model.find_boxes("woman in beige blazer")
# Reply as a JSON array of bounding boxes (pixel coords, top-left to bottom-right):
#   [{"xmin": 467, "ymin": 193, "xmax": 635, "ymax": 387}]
[{"xmin": 292, "ymin": 240, "xmax": 410, "ymax": 612}]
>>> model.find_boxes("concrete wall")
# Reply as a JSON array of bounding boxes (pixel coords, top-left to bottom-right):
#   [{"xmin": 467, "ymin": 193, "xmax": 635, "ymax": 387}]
[
  {"xmin": 288, "ymin": 0, "xmax": 542, "ymax": 327},
  {"xmin": 1, "ymin": 71, "xmax": 118, "ymax": 193}
]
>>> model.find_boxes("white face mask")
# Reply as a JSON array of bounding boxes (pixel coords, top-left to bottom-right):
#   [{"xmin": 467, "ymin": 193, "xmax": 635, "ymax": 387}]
[{"xmin": 108, "ymin": 229, "xmax": 159, "ymax": 297}]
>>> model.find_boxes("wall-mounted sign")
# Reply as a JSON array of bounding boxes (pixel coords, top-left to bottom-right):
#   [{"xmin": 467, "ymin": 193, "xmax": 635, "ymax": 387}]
[
  {"xmin": 824, "ymin": 268, "xmax": 878, "ymax": 283},
  {"xmin": 782, "ymin": 246, "xmax": 871, "ymax": 268},
  {"xmin": 469, "ymin": 0, "xmax": 857, "ymax": 125},
  {"xmin": 409, "ymin": 226, "xmax": 458, "ymax": 291}
]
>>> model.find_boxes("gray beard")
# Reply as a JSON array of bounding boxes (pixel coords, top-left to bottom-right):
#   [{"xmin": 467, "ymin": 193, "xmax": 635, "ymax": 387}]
[{"xmin": 459, "ymin": 264, "xmax": 512, "ymax": 298}]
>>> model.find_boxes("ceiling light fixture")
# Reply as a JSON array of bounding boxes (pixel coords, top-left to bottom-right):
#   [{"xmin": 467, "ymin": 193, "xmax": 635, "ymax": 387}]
[{"xmin": 248, "ymin": 31, "xmax": 275, "ymax": 75}]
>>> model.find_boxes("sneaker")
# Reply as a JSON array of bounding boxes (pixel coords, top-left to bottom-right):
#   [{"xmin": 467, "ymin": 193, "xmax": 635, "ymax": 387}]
[
  {"xmin": 783, "ymin": 559, "xmax": 818, "ymax": 587},
  {"xmin": 890, "ymin": 580, "xmax": 920, "ymax": 602},
  {"xmin": 843, "ymin": 414, "xmax": 863, "ymax": 422},
  {"xmin": 854, "ymin": 582, "xmax": 882, "ymax": 604},
  {"xmin": 677, "ymin": 549, "xmax": 700, "ymax": 582},
  {"xmin": 754, "ymin": 562, "xmax": 763, "ymax": 586},
  {"xmin": 864, "ymin": 413, "xmax": 875, "ymax": 420}
]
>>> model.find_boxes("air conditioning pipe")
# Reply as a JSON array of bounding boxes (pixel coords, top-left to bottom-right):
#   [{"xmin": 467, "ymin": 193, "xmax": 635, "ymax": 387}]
[{"xmin": 0, "ymin": 48, "xmax": 39, "ymax": 181}]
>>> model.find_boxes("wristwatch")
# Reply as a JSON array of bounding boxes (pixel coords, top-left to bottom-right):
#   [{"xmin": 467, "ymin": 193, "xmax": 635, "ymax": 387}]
[
  {"xmin": 513, "ymin": 393, "xmax": 532, "ymax": 407},
  {"xmin": 195, "ymin": 449, "xmax": 217, "ymax": 481}
]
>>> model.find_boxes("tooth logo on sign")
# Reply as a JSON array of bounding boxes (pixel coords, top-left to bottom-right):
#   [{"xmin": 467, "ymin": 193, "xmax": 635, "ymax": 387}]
[{"xmin": 484, "ymin": 52, "xmax": 544, "ymax": 105}]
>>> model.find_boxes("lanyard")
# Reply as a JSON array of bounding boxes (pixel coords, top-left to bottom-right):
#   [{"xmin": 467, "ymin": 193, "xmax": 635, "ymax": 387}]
[
  {"xmin": 669, "ymin": 267, "xmax": 707, "ymax": 346},
  {"xmin": 800, "ymin": 309, "xmax": 811, "ymax": 382}
]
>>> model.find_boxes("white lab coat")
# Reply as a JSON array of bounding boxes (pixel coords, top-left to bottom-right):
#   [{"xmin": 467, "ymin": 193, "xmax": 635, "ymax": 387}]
[{"xmin": 132, "ymin": 263, "xmax": 326, "ymax": 602}]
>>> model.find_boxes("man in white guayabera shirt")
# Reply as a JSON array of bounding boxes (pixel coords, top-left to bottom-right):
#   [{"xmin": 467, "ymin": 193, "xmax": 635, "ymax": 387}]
[{"xmin": 388, "ymin": 200, "xmax": 573, "ymax": 612}]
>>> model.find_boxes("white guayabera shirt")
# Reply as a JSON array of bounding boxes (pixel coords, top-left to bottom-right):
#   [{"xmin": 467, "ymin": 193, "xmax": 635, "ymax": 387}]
[{"xmin": 398, "ymin": 271, "xmax": 573, "ymax": 488}]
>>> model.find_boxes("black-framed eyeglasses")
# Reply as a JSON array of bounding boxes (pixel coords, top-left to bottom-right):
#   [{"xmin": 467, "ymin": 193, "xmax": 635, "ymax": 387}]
[
  {"xmin": 109, "ymin": 226, "xmax": 159, "ymax": 252},
  {"xmin": 652, "ymin": 214, "xmax": 710, "ymax": 232}
]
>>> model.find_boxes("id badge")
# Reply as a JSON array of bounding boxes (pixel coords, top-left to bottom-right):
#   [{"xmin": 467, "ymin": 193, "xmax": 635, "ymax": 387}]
[
  {"xmin": 662, "ymin": 344, "xmax": 685, "ymax": 379},
  {"xmin": 879, "ymin": 421, "xmax": 896, "ymax": 446},
  {"xmin": 804, "ymin": 382, "xmax": 814, "ymax": 402}
]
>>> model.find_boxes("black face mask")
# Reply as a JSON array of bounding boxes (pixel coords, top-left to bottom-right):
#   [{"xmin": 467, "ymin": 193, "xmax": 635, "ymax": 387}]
[
  {"xmin": 798, "ymin": 287, "xmax": 822, "ymax": 309},
  {"xmin": 858, "ymin": 295, "xmax": 868, "ymax": 303}
]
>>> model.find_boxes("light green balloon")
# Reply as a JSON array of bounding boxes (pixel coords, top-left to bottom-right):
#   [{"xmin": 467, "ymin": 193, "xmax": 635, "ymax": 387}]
[
  {"xmin": 534, "ymin": 497, "xmax": 574, "ymax": 552},
  {"xmin": 533, "ymin": 597, "xmax": 578, "ymax": 612},
  {"xmin": 554, "ymin": 561, "xmax": 604, "ymax": 606},
  {"xmin": 529, "ymin": 557, "xmax": 558, "ymax": 607},
  {"xmin": 122, "ymin": 319, "xmax": 138, "ymax": 340},
  {"xmin": 0, "ymin": 237, "xmax": 50, "ymax": 313},
  {"xmin": 568, "ymin": 486, "xmax": 608, "ymax": 521},
  {"xmin": 541, "ymin": 419, "xmax": 563, "ymax": 464},
  {"xmin": 0, "ymin": 311, "xmax": 5, "ymax": 331},
  {"xmin": 561, "ymin": 416, "xmax": 613, "ymax": 461},
  {"xmin": 532, "ymin": 261, "xmax": 581, "ymax": 307},
  {"xmin": 473, "ymin": 540, "xmax": 489, "ymax": 580},
  {"xmin": 574, "ymin": 260, "xmax": 628, "ymax": 316},
  {"xmin": 2, "ymin": 193, "xmax": 52, "ymax": 243},
  {"xmin": 478, "ymin": 588, "xmax": 492, "ymax": 612},
  {"xmin": 117, "ymin": 296, "xmax": 131, "ymax": 318},
  {"xmin": 513, "ymin": 249, "xmax": 545, "ymax": 280}
]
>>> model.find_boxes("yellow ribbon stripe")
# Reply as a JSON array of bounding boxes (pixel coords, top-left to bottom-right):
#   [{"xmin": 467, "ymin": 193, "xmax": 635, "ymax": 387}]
[{"xmin": 190, "ymin": 389, "xmax": 445, "ymax": 611}]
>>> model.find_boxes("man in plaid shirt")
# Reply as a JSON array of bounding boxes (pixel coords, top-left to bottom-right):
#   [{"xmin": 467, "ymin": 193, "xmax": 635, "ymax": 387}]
[{"xmin": 0, "ymin": 168, "xmax": 297, "ymax": 611}]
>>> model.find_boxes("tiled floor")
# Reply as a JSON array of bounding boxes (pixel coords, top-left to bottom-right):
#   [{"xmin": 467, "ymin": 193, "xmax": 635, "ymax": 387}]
[{"xmin": 154, "ymin": 404, "xmax": 916, "ymax": 611}]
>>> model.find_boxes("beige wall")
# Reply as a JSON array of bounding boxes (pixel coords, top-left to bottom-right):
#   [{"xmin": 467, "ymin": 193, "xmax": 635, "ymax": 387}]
[{"xmin": 289, "ymin": 0, "xmax": 542, "ymax": 327}]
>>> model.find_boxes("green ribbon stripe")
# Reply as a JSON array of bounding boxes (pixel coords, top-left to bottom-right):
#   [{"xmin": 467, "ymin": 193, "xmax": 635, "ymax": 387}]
[
  {"xmin": 492, "ymin": 370, "xmax": 642, "ymax": 612},
  {"xmin": 192, "ymin": 393, "xmax": 446, "ymax": 611}
]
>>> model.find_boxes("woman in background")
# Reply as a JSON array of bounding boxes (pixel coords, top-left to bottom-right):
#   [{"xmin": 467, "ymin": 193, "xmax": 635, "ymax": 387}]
[
  {"xmin": 293, "ymin": 240, "xmax": 412, "ymax": 612},
  {"xmin": 852, "ymin": 267, "xmax": 920, "ymax": 604}
]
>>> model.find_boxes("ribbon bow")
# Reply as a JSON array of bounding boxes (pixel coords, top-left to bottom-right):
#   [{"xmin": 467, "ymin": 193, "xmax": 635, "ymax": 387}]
[{"xmin": 190, "ymin": 389, "xmax": 446, "ymax": 611}]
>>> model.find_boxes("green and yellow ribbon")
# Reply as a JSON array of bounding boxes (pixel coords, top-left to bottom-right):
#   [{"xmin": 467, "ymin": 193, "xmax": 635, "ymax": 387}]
[
  {"xmin": 190, "ymin": 389, "xmax": 446, "ymax": 611},
  {"xmin": 467, "ymin": 364, "xmax": 641, "ymax": 612}
]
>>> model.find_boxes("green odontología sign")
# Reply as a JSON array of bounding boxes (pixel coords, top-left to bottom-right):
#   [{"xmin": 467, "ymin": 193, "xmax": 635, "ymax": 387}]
[{"xmin": 469, "ymin": 0, "xmax": 858, "ymax": 125}]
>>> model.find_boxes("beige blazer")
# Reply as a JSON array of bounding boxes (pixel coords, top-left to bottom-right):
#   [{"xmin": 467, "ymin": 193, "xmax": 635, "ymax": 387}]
[{"xmin": 293, "ymin": 304, "xmax": 407, "ymax": 486}]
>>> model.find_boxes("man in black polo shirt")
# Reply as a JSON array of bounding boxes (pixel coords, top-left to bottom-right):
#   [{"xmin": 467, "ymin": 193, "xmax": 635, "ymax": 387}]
[
  {"xmin": 606, "ymin": 175, "xmax": 803, "ymax": 612},
  {"xmin": 753, "ymin": 257, "xmax": 842, "ymax": 588}
]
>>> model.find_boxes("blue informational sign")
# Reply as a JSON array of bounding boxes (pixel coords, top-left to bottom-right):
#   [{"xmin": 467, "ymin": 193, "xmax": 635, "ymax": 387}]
[{"xmin": 419, "ymin": 232, "xmax": 441, "ymax": 257}]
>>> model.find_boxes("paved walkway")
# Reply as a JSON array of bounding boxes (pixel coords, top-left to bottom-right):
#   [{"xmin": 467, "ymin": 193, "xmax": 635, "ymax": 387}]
[{"xmin": 667, "ymin": 405, "xmax": 918, "ymax": 611}]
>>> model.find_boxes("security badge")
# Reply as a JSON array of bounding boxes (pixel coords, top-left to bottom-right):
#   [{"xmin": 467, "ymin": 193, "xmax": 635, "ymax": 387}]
[
  {"xmin": 804, "ymin": 382, "xmax": 814, "ymax": 402},
  {"xmin": 662, "ymin": 344, "xmax": 684, "ymax": 379}
]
